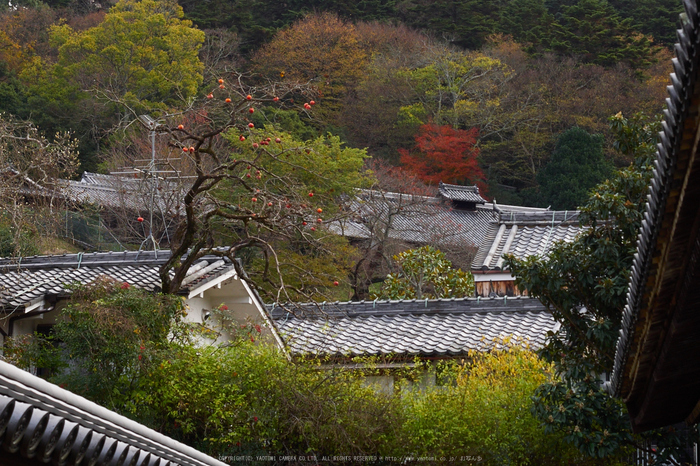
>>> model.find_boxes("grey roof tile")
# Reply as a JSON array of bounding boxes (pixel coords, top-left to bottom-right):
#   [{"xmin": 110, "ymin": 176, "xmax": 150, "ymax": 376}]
[
  {"xmin": 438, "ymin": 182, "xmax": 487, "ymax": 204},
  {"xmin": 271, "ymin": 297, "xmax": 555, "ymax": 357},
  {"xmin": 0, "ymin": 359, "xmax": 226, "ymax": 466},
  {"xmin": 333, "ymin": 190, "xmax": 552, "ymax": 260},
  {"xmin": 472, "ymin": 211, "xmax": 583, "ymax": 270},
  {"xmin": 51, "ymin": 172, "xmax": 186, "ymax": 215},
  {"xmin": 0, "ymin": 250, "xmax": 238, "ymax": 309},
  {"xmin": 611, "ymin": 1, "xmax": 700, "ymax": 397}
]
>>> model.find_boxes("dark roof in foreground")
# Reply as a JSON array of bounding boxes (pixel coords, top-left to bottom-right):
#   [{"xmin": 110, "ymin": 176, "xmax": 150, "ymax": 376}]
[
  {"xmin": 611, "ymin": 0, "xmax": 700, "ymax": 432},
  {"xmin": 0, "ymin": 250, "xmax": 237, "ymax": 309},
  {"xmin": 270, "ymin": 297, "xmax": 556, "ymax": 357},
  {"xmin": 0, "ymin": 359, "xmax": 226, "ymax": 466}
]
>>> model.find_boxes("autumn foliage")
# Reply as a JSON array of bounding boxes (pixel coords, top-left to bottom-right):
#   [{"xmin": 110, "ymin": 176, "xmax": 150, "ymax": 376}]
[
  {"xmin": 399, "ymin": 124, "xmax": 485, "ymax": 189},
  {"xmin": 252, "ymin": 12, "xmax": 368, "ymax": 124}
]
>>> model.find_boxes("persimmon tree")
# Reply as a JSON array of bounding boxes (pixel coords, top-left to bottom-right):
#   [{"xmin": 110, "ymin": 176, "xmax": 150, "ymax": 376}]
[
  {"xmin": 120, "ymin": 74, "xmax": 368, "ymax": 302},
  {"xmin": 399, "ymin": 123, "xmax": 485, "ymax": 188}
]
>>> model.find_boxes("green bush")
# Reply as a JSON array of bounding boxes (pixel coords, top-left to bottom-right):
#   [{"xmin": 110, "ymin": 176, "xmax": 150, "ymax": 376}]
[
  {"xmin": 400, "ymin": 343, "xmax": 589, "ymax": 465},
  {"xmin": 18, "ymin": 282, "xmax": 588, "ymax": 462}
]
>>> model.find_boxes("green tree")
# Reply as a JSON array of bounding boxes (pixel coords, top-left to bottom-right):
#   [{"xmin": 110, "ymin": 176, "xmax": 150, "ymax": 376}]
[
  {"xmin": 377, "ymin": 246, "xmax": 474, "ymax": 300},
  {"xmin": 535, "ymin": 126, "xmax": 613, "ymax": 210},
  {"xmin": 13, "ymin": 279, "xmax": 602, "ymax": 460},
  {"xmin": 211, "ymin": 127, "xmax": 366, "ymax": 302},
  {"xmin": 33, "ymin": 279, "xmax": 186, "ymax": 411},
  {"xmin": 546, "ymin": 0, "xmax": 661, "ymax": 69},
  {"xmin": 0, "ymin": 62, "xmax": 29, "ymax": 119},
  {"xmin": 396, "ymin": 0, "xmax": 501, "ymax": 50},
  {"xmin": 46, "ymin": 0, "xmax": 204, "ymax": 110},
  {"xmin": 402, "ymin": 343, "xmax": 588, "ymax": 464},
  {"xmin": 608, "ymin": 0, "xmax": 683, "ymax": 48},
  {"xmin": 396, "ymin": 49, "xmax": 510, "ymax": 132},
  {"xmin": 499, "ymin": 0, "xmax": 555, "ymax": 49},
  {"xmin": 504, "ymin": 113, "xmax": 699, "ymax": 462},
  {"xmin": 21, "ymin": 0, "xmax": 204, "ymax": 169},
  {"xmin": 15, "ymin": 280, "xmax": 401, "ymax": 457}
]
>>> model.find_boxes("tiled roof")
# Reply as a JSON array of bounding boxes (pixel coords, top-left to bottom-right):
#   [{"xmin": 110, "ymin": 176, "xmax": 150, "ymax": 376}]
[
  {"xmin": 65, "ymin": 172, "xmax": 182, "ymax": 214},
  {"xmin": 79, "ymin": 172, "xmax": 139, "ymax": 186},
  {"xmin": 0, "ymin": 250, "xmax": 235, "ymax": 309},
  {"xmin": 497, "ymin": 210, "xmax": 580, "ymax": 225},
  {"xmin": 611, "ymin": 0, "xmax": 700, "ymax": 429},
  {"xmin": 438, "ymin": 182, "xmax": 486, "ymax": 204},
  {"xmin": 473, "ymin": 211, "xmax": 582, "ymax": 270},
  {"xmin": 335, "ymin": 190, "xmax": 549, "ymax": 250},
  {"xmin": 270, "ymin": 297, "xmax": 556, "ymax": 357},
  {"xmin": 0, "ymin": 359, "xmax": 226, "ymax": 466}
]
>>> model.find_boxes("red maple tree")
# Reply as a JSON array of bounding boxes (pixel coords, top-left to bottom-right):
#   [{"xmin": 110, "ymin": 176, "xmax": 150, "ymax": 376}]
[{"xmin": 398, "ymin": 124, "xmax": 485, "ymax": 189}]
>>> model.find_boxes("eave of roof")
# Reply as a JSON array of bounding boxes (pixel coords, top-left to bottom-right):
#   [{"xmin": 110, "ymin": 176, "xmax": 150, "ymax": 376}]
[
  {"xmin": 611, "ymin": 0, "xmax": 700, "ymax": 432},
  {"xmin": 0, "ymin": 360, "xmax": 227, "ymax": 466},
  {"xmin": 335, "ymin": 190, "xmax": 552, "ymax": 256},
  {"xmin": 0, "ymin": 251, "xmax": 238, "ymax": 309}
]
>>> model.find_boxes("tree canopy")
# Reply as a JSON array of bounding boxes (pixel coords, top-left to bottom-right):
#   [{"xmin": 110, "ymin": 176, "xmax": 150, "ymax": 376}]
[
  {"xmin": 535, "ymin": 126, "xmax": 613, "ymax": 210},
  {"xmin": 399, "ymin": 123, "xmax": 485, "ymax": 187},
  {"xmin": 43, "ymin": 0, "xmax": 204, "ymax": 109},
  {"xmin": 10, "ymin": 280, "xmax": 585, "ymax": 461},
  {"xmin": 377, "ymin": 246, "xmax": 475, "ymax": 300},
  {"xmin": 505, "ymin": 113, "xmax": 698, "ymax": 462}
]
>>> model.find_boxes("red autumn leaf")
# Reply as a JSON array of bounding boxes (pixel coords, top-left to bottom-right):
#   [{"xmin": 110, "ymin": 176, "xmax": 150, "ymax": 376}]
[{"xmin": 398, "ymin": 124, "xmax": 486, "ymax": 191}]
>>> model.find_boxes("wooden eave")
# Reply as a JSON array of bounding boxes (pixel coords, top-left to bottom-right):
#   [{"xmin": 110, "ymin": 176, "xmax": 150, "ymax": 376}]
[{"xmin": 614, "ymin": 0, "xmax": 700, "ymax": 431}]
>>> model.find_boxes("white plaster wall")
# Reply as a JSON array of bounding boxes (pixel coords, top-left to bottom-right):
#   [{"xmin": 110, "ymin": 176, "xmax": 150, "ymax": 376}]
[{"xmin": 363, "ymin": 375, "xmax": 395, "ymax": 395}]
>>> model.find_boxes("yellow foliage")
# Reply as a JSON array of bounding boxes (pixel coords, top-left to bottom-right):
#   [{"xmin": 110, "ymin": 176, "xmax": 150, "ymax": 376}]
[
  {"xmin": 0, "ymin": 30, "xmax": 23, "ymax": 72},
  {"xmin": 453, "ymin": 99, "xmax": 478, "ymax": 115},
  {"xmin": 252, "ymin": 12, "xmax": 369, "ymax": 123},
  {"xmin": 39, "ymin": 0, "xmax": 204, "ymax": 110},
  {"xmin": 400, "ymin": 341, "xmax": 584, "ymax": 463}
]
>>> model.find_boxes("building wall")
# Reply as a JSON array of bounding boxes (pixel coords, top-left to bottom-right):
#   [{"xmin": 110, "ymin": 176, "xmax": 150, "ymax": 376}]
[
  {"xmin": 475, "ymin": 280, "xmax": 526, "ymax": 297},
  {"xmin": 2, "ymin": 277, "xmax": 271, "ymax": 346}
]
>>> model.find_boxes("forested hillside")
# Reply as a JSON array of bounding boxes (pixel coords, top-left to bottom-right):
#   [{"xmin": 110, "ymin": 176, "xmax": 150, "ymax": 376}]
[{"xmin": 0, "ymin": 0, "xmax": 678, "ymax": 209}]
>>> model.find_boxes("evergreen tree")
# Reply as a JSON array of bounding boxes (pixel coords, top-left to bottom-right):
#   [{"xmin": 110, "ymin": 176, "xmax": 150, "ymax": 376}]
[
  {"xmin": 0, "ymin": 62, "xmax": 29, "ymax": 119},
  {"xmin": 506, "ymin": 113, "xmax": 699, "ymax": 463},
  {"xmin": 397, "ymin": 0, "xmax": 501, "ymax": 50},
  {"xmin": 536, "ymin": 126, "xmax": 613, "ymax": 210},
  {"xmin": 499, "ymin": 0, "xmax": 554, "ymax": 49},
  {"xmin": 547, "ymin": 0, "xmax": 660, "ymax": 68},
  {"xmin": 608, "ymin": 0, "xmax": 683, "ymax": 47}
]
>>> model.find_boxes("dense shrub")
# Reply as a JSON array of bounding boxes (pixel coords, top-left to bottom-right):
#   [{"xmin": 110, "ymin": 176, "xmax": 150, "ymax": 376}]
[{"xmin": 11, "ymin": 282, "xmax": 587, "ymax": 463}]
